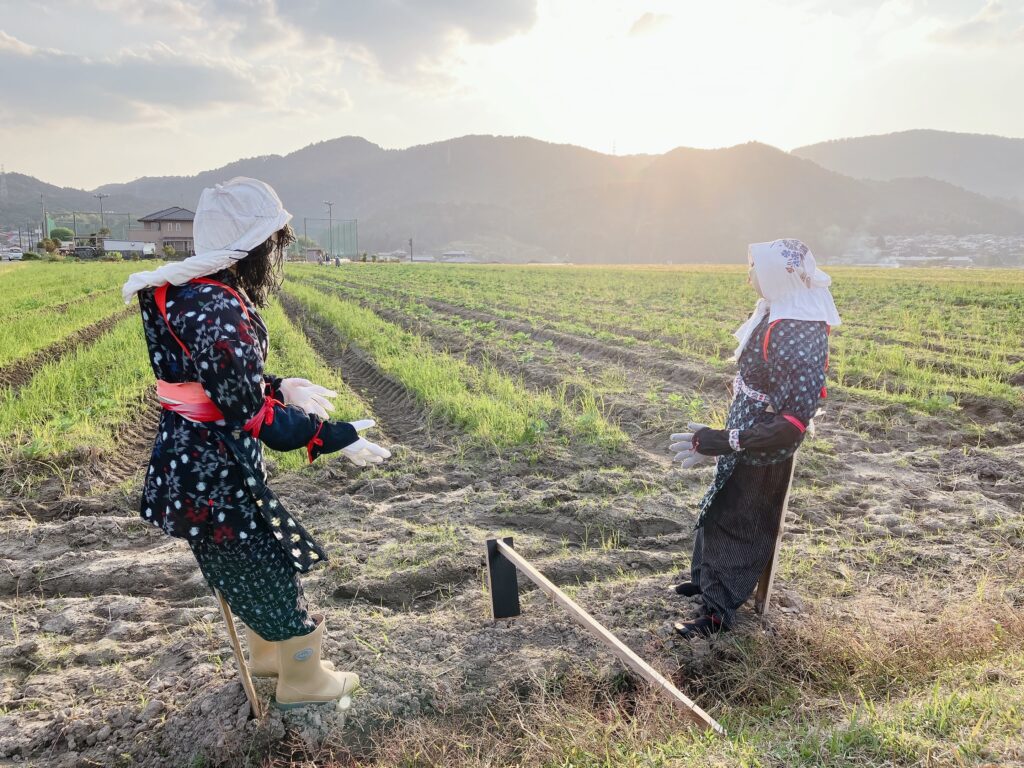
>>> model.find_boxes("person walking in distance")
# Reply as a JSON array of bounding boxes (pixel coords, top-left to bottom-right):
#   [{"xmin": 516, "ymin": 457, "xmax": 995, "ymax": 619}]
[
  {"xmin": 669, "ymin": 239, "xmax": 840, "ymax": 638},
  {"xmin": 123, "ymin": 177, "xmax": 390, "ymax": 706}
]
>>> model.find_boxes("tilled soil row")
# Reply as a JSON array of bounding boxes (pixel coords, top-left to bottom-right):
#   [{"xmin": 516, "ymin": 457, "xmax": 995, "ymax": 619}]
[
  {"xmin": 279, "ymin": 293, "xmax": 436, "ymax": 443},
  {"xmin": 302, "ymin": 277, "xmax": 1024, "ymax": 451},
  {"xmin": 294, "ymin": 275, "xmax": 726, "ymax": 391},
  {"xmin": 0, "ymin": 395, "xmax": 160, "ymax": 504},
  {"xmin": 0, "ymin": 305, "xmax": 134, "ymax": 392},
  {"xmin": 318, "ymin": 274, "xmax": 704, "ymax": 349},
  {"xmin": 298, "ymin": 279, "xmax": 686, "ymax": 460},
  {"xmin": 34, "ymin": 287, "xmax": 121, "ymax": 317},
  {"xmin": 105, "ymin": 400, "xmax": 161, "ymax": 483}
]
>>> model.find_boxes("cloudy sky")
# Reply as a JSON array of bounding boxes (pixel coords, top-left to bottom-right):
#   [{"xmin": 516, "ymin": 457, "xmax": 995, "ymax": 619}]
[{"xmin": 0, "ymin": 0, "xmax": 1020, "ymax": 189}]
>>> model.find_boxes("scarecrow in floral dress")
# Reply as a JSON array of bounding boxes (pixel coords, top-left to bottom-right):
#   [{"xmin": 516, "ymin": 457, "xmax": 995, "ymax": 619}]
[
  {"xmin": 123, "ymin": 177, "xmax": 390, "ymax": 706},
  {"xmin": 669, "ymin": 239, "xmax": 841, "ymax": 637}
]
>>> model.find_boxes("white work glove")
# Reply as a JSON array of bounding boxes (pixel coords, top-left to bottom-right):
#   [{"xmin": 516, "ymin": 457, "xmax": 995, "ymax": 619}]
[
  {"xmin": 669, "ymin": 422, "xmax": 715, "ymax": 469},
  {"xmin": 342, "ymin": 419, "xmax": 391, "ymax": 467},
  {"xmin": 280, "ymin": 377, "xmax": 336, "ymax": 420}
]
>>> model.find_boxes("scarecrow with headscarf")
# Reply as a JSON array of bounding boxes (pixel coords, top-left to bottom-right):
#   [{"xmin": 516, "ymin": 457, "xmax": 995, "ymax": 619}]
[
  {"xmin": 669, "ymin": 239, "xmax": 841, "ymax": 638},
  {"xmin": 123, "ymin": 177, "xmax": 389, "ymax": 706}
]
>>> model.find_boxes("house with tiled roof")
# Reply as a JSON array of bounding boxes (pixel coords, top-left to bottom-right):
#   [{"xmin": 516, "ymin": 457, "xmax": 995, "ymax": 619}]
[{"xmin": 127, "ymin": 207, "xmax": 195, "ymax": 256}]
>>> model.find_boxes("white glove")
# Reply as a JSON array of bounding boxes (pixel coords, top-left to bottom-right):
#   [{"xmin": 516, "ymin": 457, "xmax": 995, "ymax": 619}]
[
  {"xmin": 341, "ymin": 419, "xmax": 392, "ymax": 467},
  {"xmin": 669, "ymin": 422, "xmax": 714, "ymax": 469},
  {"xmin": 280, "ymin": 377, "xmax": 336, "ymax": 420}
]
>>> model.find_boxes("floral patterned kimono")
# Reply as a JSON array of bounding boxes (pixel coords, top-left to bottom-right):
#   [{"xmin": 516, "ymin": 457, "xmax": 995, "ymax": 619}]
[
  {"xmin": 136, "ymin": 270, "xmax": 358, "ymax": 639},
  {"xmin": 689, "ymin": 316, "xmax": 829, "ymax": 627},
  {"xmin": 682, "ymin": 239, "xmax": 839, "ymax": 631}
]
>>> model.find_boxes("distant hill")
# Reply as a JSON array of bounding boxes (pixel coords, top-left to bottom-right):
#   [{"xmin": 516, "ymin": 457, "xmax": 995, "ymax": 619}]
[
  {"xmin": 0, "ymin": 172, "xmax": 105, "ymax": 229},
  {"xmin": 3, "ymin": 134, "xmax": 1024, "ymax": 263},
  {"xmin": 793, "ymin": 130, "xmax": 1024, "ymax": 203}
]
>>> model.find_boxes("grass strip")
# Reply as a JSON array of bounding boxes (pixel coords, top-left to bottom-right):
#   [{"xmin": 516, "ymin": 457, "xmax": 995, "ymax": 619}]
[
  {"xmin": 0, "ymin": 290, "xmax": 127, "ymax": 368},
  {"xmin": 0, "ymin": 262, "xmax": 142, "ymax": 320},
  {"xmin": 283, "ymin": 281, "xmax": 625, "ymax": 449},
  {"xmin": 261, "ymin": 297, "xmax": 372, "ymax": 471},
  {"xmin": 0, "ymin": 314, "xmax": 152, "ymax": 461},
  {"xmin": 290, "ymin": 263, "xmax": 1024, "ymax": 411}
]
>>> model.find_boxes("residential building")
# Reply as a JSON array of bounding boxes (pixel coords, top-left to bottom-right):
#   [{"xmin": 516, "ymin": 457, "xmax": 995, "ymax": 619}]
[{"xmin": 127, "ymin": 207, "xmax": 195, "ymax": 256}]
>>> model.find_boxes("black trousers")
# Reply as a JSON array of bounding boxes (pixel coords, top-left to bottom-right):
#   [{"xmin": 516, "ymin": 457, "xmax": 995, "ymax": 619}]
[{"xmin": 691, "ymin": 458, "xmax": 792, "ymax": 627}]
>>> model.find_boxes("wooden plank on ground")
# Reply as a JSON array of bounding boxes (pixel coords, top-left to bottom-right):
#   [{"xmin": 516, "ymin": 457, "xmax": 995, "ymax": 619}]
[{"xmin": 492, "ymin": 539, "xmax": 725, "ymax": 735}]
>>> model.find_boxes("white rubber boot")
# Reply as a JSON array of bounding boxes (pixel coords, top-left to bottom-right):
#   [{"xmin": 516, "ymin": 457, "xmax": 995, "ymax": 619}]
[
  {"xmin": 274, "ymin": 617, "xmax": 359, "ymax": 708},
  {"xmin": 245, "ymin": 623, "xmax": 334, "ymax": 678}
]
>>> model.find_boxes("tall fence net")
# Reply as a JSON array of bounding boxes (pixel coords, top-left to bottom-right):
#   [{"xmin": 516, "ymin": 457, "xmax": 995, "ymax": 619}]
[{"xmin": 297, "ymin": 217, "xmax": 358, "ymax": 260}]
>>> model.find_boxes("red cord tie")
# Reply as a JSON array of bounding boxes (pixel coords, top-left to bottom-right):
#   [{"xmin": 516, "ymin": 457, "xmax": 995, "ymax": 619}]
[
  {"xmin": 781, "ymin": 414, "xmax": 807, "ymax": 434},
  {"xmin": 243, "ymin": 396, "xmax": 281, "ymax": 438},
  {"xmin": 306, "ymin": 422, "xmax": 326, "ymax": 464}
]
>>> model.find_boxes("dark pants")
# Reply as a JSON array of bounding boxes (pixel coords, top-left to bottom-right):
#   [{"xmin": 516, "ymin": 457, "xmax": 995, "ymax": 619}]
[
  {"xmin": 691, "ymin": 458, "xmax": 792, "ymax": 627},
  {"xmin": 189, "ymin": 528, "xmax": 316, "ymax": 641}
]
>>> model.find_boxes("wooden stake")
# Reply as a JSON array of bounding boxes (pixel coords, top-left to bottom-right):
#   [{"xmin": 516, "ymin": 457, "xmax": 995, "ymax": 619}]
[
  {"xmin": 485, "ymin": 536, "xmax": 521, "ymax": 620},
  {"xmin": 492, "ymin": 539, "xmax": 725, "ymax": 735},
  {"xmin": 754, "ymin": 456, "xmax": 797, "ymax": 617},
  {"xmin": 216, "ymin": 591, "xmax": 262, "ymax": 719}
]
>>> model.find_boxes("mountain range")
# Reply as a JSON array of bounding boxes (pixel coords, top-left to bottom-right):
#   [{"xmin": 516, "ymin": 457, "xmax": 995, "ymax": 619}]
[
  {"xmin": 793, "ymin": 130, "xmax": 1024, "ymax": 204},
  {"xmin": 2, "ymin": 130, "xmax": 1023, "ymax": 263}
]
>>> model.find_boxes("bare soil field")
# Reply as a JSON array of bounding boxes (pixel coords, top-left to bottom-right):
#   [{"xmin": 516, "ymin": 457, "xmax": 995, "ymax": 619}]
[{"xmin": 1, "ymin": 263, "xmax": 1022, "ymax": 767}]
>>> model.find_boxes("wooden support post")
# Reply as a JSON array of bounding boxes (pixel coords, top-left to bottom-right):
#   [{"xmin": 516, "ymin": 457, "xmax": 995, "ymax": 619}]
[
  {"xmin": 754, "ymin": 457, "xmax": 797, "ymax": 617},
  {"xmin": 216, "ymin": 591, "xmax": 262, "ymax": 719},
  {"xmin": 488, "ymin": 538, "xmax": 725, "ymax": 735}
]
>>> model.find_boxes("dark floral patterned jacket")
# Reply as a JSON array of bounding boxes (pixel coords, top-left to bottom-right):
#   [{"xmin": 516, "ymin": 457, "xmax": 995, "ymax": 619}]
[
  {"xmin": 136, "ymin": 270, "xmax": 358, "ymax": 571},
  {"xmin": 695, "ymin": 316, "xmax": 829, "ymax": 525}
]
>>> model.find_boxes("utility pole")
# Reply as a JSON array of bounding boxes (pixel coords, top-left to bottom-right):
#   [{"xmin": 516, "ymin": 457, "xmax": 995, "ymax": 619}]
[
  {"xmin": 322, "ymin": 200, "xmax": 334, "ymax": 259},
  {"xmin": 94, "ymin": 193, "xmax": 109, "ymax": 231},
  {"xmin": 39, "ymin": 194, "xmax": 45, "ymax": 244}
]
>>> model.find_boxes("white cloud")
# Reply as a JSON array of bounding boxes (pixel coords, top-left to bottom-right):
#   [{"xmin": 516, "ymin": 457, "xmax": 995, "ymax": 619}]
[
  {"xmin": 0, "ymin": 0, "xmax": 1022, "ymax": 189},
  {"xmin": 628, "ymin": 12, "xmax": 671, "ymax": 36},
  {"xmin": 930, "ymin": 0, "xmax": 1024, "ymax": 46},
  {"xmin": 57, "ymin": 0, "xmax": 539, "ymax": 79},
  {"xmin": 271, "ymin": 0, "xmax": 539, "ymax": 74},
  {"xmin": 0, "ymin": 31, "xmax": 275, "ymax": 123}
]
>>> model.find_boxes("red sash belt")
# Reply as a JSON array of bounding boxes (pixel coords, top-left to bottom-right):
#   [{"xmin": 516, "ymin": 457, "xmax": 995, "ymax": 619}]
[
  {"xmin": 157, "ymin": 381, "xmax": 224, "ymax": 422},
  {"xmin": 156, "ymin": 380, "xmax": 280, "ymax": 437}
]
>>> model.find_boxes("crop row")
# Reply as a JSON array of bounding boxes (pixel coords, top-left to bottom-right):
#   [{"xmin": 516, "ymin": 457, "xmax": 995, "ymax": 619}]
[
  {"xmin": 291, "ymin": 264, "xmax": 1024, "ymax": 410},
  {"xmin": 0, "ymin": 262, "xmax": 141, "ymax": 320},
  {"xmin": 281, "ymin": 281, "xmax": 626, "ymax": 450},
  {"xmin": 0, "ymin": 288, "xmax": 369, "ymax": 480},
  {"xmin": 0, "ymin": 289, "xmax": 129, "ymax": 369},
  {"xmin": 290, "ymin": 272, "xmax": 671, "ymax": 426},
  {"xmin": 260, "ymin": 298, "xmax": 370, "ymax": 471},
  {"xmin": 0, "ymin": 312, "xmax": 153, "ymax": 463}
]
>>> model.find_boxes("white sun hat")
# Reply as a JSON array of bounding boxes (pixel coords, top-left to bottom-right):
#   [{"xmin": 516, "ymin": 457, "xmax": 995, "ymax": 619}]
[
  {"xmin": 122, "ymin": 177, "xmax": 292, "ymax": 303},
  {"xmin": 732, "ymin": 238, "xmax": 841, "ymax": 359}
]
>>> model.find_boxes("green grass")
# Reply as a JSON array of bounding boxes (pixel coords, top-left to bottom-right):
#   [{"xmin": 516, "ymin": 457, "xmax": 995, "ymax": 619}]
[
  {"xmin": 0, "ymin": 278, "xmax": 380, "ymax": 474},
  {"xmin": 0, "ymin": 289, "xmax": 127, "ymax": 368},
  {"xmin": 0, "ymin": 314, "xmax": 152, "ymax": 461},
  {"xmin": 283, "ymin": 281, "xmax": 626, "ymax": 450},
  {"xmin": 261, "ymin": 297, "xmax": 371, "ymax": 471},
  {"xmin": 0, "ymin": 262, "xmax": 142, "ymax": 321},
  {"xmin": 291, "ymin": 263, "xmax": 1024, "ymax": 412}
]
